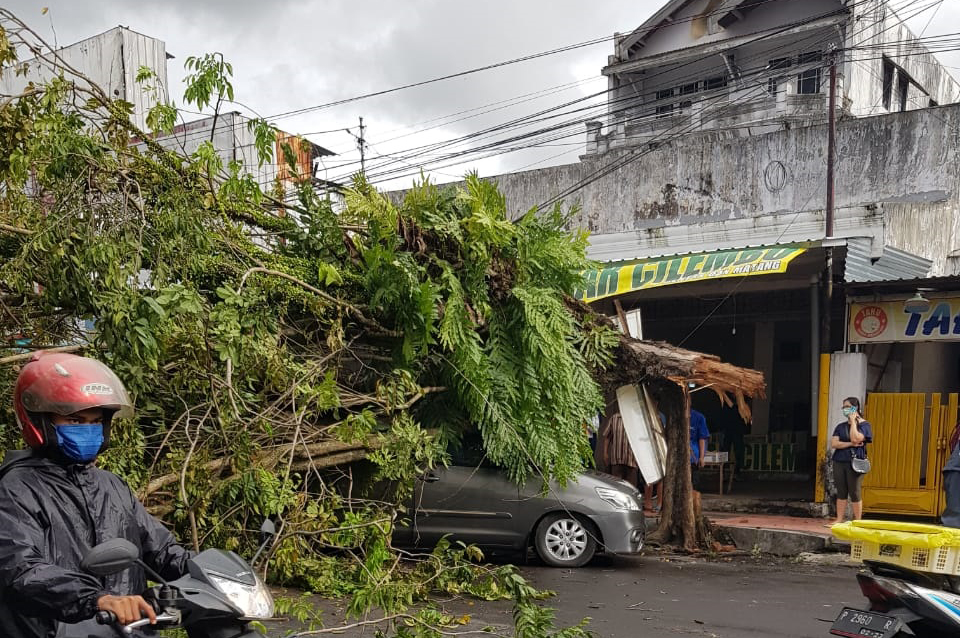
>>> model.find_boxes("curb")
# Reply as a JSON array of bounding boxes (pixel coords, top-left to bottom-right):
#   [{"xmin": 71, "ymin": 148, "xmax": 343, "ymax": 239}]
[{"xmin": 718, "ymin": 524, "xmax": 849, "ymax": 557}]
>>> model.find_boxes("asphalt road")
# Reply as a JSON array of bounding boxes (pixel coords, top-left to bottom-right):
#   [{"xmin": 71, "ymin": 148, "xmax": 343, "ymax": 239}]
[
  {"xmin": 519, "ymin": 554, "xmax": 860, "ymax": 638},
  {"xmin": 265, "ymin": 554, "xmax": 862, "ymax": 637}
]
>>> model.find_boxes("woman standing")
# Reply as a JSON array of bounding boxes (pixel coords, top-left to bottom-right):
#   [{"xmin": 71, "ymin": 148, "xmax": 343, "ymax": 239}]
[{"xmin": 830, "ymin": 397, "xmax": 874, "ymax": 524}]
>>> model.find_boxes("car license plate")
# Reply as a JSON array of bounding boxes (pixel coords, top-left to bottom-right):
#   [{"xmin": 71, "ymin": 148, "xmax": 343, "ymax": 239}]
[{"xmin": 830, "ymin": 607, "xmax": 903, "ymax": 638}]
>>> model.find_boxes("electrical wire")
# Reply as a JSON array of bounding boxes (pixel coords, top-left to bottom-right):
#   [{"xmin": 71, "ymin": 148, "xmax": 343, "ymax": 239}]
[{"xmin": 338, "ymin": 7, "xmax": 860, "ymax": 186}]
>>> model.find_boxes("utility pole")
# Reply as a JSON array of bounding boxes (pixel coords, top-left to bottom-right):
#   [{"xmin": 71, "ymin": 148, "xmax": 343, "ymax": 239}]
[
  {"xmin": 814, "ymin": 49, "xmax": 839, "ymax": 506},
  {"xmin": 357, "ymin": 116, "xmax": 366, "ymax": 177},
  {"xmin": 822, "ymin": 51, "xmax": 838, "ymax": 357}
]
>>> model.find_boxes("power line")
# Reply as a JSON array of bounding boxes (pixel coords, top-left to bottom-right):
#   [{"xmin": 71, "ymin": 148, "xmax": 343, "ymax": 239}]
[
  {"xmin": 337, "ymin": 9, "xmax": 856, "ymax": 185},
  {"xmin": 263, "ymin": 0, "xmax": 793, "ymax": 123}
]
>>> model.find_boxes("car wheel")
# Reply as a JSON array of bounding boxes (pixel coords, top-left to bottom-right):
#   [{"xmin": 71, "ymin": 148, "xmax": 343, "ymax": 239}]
[{"xmin": 534, "ymin": 513, "xmax": 597, "ymax": 568}]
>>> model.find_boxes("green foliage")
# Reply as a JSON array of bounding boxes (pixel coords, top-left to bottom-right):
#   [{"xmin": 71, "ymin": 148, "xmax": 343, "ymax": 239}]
[
  {"xmin": 183, "ymin": 53, "xmax": 234, "ymax": 110},
  {"xmin": 0, "ymin": 23, "xmax": 615, "ymax": 636}
]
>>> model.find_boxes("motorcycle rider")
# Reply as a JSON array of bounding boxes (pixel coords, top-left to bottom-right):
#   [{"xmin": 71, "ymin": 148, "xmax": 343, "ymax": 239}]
[{"xmin": 0, "ymin": 352, "xmax": 192, "ymax": 637}]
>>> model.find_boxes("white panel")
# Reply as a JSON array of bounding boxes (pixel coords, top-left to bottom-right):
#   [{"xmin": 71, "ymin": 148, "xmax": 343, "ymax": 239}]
[
  {"xmin": 826, "ymin": 352, "xmax": 868, "ymax": 454},
  {"xmin": 616, "ymin": 384, "xmax": 667, "ymax": 484}
]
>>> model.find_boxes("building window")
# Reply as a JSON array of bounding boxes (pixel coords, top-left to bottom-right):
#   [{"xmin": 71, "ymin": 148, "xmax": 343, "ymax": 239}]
[
  {"xmin": 655, "ymin": 88, "xmax": 674, "ymax": 101},
  {"xmin": 882, "ymin": 57, "xmax": 895, "ymax": 110},
  {"xmin": 655, "ymin": 103, "xmax": 675, "ymax": 118},
  {"xmin": 767, "ymin": 57, "xmax": 792, "ymax": 95},
  {"xmin": 898, "ymin": 73, "xmax": 909, "ymax": 111},
  {"xmin": 680, "ymin": 82, "xmax": 699, "ymax": 96},
  {"xmin": 704, "ymin": 75, "xmax": 728, "ymax": 91},
  {"xmin": 796, "ymin": 51, "xmax": 822, "ymax": 95}
]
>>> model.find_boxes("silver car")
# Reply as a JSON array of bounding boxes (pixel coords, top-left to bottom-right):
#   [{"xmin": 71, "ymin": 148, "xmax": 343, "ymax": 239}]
[{"xmin": 394, "ymin": 442, "xmax": 645, "ymax": 567}]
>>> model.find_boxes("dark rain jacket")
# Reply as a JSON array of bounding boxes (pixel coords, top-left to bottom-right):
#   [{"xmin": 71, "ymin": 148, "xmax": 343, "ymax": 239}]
[
  {"xmin": 0, "ymin": 450, "xmax": 192, "ymax": 638},
  {"xmin": 944, "ymin": 445, "xmax": 960, "ymax": 528}
]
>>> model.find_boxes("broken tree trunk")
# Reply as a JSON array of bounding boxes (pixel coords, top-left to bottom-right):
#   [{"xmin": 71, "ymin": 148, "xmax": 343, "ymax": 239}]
[{"xmin": 649, "ymin": 382, "xmax": 700, "ymax": 550}]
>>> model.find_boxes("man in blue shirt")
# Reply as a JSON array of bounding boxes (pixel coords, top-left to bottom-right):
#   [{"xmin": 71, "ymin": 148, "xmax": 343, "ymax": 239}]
[
  {"xmin": 690, "ymin": 409, "xmax": 710, "ymax": 468},
  {"xmin": 689, "ymin": 409, "xmax": 710, "ymax": 492}
]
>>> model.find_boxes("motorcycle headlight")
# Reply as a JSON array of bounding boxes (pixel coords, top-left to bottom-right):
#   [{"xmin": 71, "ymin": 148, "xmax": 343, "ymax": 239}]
[
  {"xmin": 208, "ymin": 572, "xmax": 275, "ymax": 619},
  {"xmin": 596, "ymin": 486, "xmax": 641, "ymax": 511}
]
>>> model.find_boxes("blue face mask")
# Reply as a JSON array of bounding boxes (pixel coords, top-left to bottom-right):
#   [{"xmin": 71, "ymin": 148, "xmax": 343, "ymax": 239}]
[
  {"xmin": 842, "ymin": 407, "xmax": 857, "ymax": 417},
  {"xmin": 54, "ymin": 424, "xmax": 104, "ymax": 463}
]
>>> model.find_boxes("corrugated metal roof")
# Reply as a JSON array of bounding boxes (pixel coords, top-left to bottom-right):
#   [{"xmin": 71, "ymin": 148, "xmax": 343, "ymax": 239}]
[{"xmin": 844, "ymin": 237, "xmax": 932, "ymax": 283}]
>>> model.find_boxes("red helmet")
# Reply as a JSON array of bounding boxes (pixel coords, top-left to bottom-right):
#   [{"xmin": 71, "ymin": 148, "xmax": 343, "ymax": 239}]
[{"xmin": 14, "ymin": 352, "xmax": 133, "ymax": 451}]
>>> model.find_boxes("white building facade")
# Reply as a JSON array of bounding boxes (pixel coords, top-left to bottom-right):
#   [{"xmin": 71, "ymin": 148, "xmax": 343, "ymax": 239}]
[{"xmin": 589, "ymin": 0, "xmax": 960, "ymax": 154}]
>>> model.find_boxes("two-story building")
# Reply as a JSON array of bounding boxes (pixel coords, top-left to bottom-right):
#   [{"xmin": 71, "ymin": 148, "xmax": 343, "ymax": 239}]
[
  {"xmin": 589, "ymin": 0, "xmax": 959, "ymax": 154},
  {"xmin": 455, "ymin": 0, "xmax": 960, "ymax": 517}
]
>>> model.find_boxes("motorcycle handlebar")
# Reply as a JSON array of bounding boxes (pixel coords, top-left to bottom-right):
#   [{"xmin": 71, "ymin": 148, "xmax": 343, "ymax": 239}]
[{"xmin": 95, "ymin": 610, "xmax": 118, "ymax": 625}]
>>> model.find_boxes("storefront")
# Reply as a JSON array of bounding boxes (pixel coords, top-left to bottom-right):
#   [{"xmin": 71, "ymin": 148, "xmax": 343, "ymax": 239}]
[
  {"xmin": 836, "ymin": 282, "xmax": 960, "ymax": 517},
  {"xmin": 583, "ymin": 242, "xmax": 829, "ymax": 496}
]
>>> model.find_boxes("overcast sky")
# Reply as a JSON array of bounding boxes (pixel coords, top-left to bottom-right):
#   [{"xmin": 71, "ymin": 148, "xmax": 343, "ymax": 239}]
[{"xmin": 5, "ymin": 1, "xmax": 960, "ymax": 191}]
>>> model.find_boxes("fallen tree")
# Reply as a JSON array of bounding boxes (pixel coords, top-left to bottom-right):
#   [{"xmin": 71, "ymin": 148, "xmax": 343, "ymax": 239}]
[{"xmin": 0, "ymin": 10, "xmax": 763, "ymax": 634}]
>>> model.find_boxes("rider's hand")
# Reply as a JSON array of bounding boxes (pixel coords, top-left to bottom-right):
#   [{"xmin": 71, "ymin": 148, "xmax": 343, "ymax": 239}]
[{"xmin": 97, "ymin": 594, "xmax": 157, "ymax": 625}]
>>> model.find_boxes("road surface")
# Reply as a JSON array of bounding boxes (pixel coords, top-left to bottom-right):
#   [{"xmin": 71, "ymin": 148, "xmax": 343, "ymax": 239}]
[
  {"xmin": 265, "ymin": 553, "xmax": 861, "ymax": 637},
  {"xmin": 520, "ymin": 554, "xmax": 859, "ymax": 638}
]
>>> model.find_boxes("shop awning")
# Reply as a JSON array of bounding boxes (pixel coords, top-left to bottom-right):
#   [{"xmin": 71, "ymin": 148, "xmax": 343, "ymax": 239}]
[
  {"xmin": 575, "ymin": 243, "xmax": 808, "ymax": 303},
  {"xmin": 844, "ymin": 238, "xmax": 932, "ymax": 283}
]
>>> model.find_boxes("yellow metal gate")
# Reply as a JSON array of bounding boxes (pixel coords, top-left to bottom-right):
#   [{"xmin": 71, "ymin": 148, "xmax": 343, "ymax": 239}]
[{"xmin": 862, "ymin": 393, "xmax": 958, "ymax": 517}]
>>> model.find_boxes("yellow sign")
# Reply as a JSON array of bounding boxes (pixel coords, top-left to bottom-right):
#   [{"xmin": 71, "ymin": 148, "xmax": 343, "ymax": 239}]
[
  {"xmin": 849, "ymin": 297, "xmax": 960, "ymax": 343},
  {"xmin": 575, "ymin": 245, "xmax": 807, "ymax": 303}
]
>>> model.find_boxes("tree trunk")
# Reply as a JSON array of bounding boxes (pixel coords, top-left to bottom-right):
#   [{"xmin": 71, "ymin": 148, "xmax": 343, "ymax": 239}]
[{"xmin": 650, "ymin": 383, "xmax": 703, "ymax": 550}]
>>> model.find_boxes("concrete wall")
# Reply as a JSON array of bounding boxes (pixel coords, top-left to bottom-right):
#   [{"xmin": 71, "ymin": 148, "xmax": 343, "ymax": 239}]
[
  {"xmin": 908, "ymin": 342, "xmax": 960, "ymax": 394},
  {"xmin": 479, "ymin": 104, "xmax": 960, "ymax": 275}
]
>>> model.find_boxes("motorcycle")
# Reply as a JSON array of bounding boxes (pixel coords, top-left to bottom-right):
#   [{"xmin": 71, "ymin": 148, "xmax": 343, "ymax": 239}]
[
  {"xmin": 77, "ymin": 519, "xmax": 277, "ymax": 638},
  {"xmin": 830, "ymin": 559, "xmax": 960, "ymax": 638}
]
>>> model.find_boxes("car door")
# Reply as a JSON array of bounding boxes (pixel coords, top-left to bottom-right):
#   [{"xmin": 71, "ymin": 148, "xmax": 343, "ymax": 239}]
[{"xmin": 409, "ymin": 435, "xmax": 527, "ymax": 550}]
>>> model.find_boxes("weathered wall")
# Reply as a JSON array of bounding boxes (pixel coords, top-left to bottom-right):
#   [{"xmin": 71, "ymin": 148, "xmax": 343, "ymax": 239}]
[
  {"xmin": 477, "ymin": 105, "xmax": 960, "ymax": 274},
  {"xmin": 0, "ymin": 27, "xmax": 169, "ymax": 132},
  {"xmin": 846, "ymin": 1, "xmax": 960, "ymax": 116}
]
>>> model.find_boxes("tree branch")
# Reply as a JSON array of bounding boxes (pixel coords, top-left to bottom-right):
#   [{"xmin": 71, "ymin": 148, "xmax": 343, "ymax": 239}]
[{"xmin": 0, "ymin": 344, "xmax": 84, "ymax": 365}]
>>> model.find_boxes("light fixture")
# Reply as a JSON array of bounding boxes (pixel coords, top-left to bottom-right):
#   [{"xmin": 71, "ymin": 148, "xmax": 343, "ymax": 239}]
[{"xmin": 904, "ymin": 290, "xmax": 931, "ymax": 314}]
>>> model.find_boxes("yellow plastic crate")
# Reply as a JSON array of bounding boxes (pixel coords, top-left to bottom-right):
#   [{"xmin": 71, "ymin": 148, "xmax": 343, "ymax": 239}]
[
  {"xmin": 834, "ymin": 521, "xmax": 960, "ymax": 576},
  {"xmin": 849, "ymin": 539, "xmax": 960, "ymax": 575}
]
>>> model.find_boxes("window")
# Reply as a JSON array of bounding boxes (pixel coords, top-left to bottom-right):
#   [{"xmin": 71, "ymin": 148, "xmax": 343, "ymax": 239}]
[
  {"xmin": 898, "ymin": 73, "xmax": 909, "ymax": 111},
  {"xmin": 655, "ymin": 103, "xmax": 675, "ymax": 118},
  {"xmin": 679, "ymin": 82, "xmax": 699, "ymax": 96},
  {"xmin": 704, "ymin": 75, "xmax": 728, "ymax": 91},
  {"xmin": 767, "ymin": 57, "xmax": 792, "ymax": 95},
  {"xmin": 655, "ymin": 88, "xmax": 675, "ymax": 118},
  {"xmin": 882, "ymin": 58, "xmax": 895, "ymax": 110},
  {"xmin": 796, "ymin": 51, "xmax": 822, "ymax": 95},
  {"xmin": 655, "ymin": 88, "xmax": 674, "ymax": 101}
]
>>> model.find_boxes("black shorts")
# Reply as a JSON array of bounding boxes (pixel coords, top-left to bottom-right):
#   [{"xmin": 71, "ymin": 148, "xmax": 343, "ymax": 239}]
[{"xmin": 833, "ymin": 461, "xmax": 864, "ymax": 501}]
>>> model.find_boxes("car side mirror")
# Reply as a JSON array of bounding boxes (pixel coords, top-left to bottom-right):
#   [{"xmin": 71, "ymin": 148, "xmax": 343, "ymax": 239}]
[
  {"xmin": 81, "ymin": 538, "xmax": 140, "ymax": 577},
  {"xmin": 251, "ymin": 518, "xmax": 277, "ymax": 566}
]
